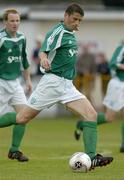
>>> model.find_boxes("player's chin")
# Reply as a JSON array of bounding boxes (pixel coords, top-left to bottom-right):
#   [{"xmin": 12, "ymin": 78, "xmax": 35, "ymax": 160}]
[
  {"xmin": 74, "ymin": 27, "xmax": 79, "ymax": 31},
  {"xmin": 12, "ymin": 28, "xmax": 18, "ymax": 32}
]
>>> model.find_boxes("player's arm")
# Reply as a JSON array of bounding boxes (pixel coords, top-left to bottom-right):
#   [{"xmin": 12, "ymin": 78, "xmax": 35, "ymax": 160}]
[
  {"xmin": 22, "ymin": 67, "xmax": 32, "ymax": 93},
  {"xmin": 116, "ymin": 63, "xmax": 124, "ymax": 70},
  {"xmin": 39, "ymin": 26, "xmax": 64, "ymax": 72},
  {"xmin": 109, "ymin": 45, "xmax": 124, "ymax": 70},
  {"xmin": 22, "ymin": 37, "xmax": 32, "ymax": 93}
]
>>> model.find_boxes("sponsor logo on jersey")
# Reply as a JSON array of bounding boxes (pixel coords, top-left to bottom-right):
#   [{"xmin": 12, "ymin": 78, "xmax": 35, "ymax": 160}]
[
  {"xmin": 8, "ymin": 49, "xmax": 12, "ymax": 53},
  {"xmin": 69, "ymin": 40, "xmax": 72, "ymax": 44},
  {"xmin": 68, "ymin": 49, "xmax": 78, "ymax": 57},
  {"xmin": 7, "ymin": 56, "xmax": 22, "ymax": 63}
]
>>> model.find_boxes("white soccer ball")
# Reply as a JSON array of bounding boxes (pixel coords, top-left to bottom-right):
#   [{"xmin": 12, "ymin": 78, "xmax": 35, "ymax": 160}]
[{"xmin": 69, "ymin": 152, "xmax": 91, "ymax": 173}]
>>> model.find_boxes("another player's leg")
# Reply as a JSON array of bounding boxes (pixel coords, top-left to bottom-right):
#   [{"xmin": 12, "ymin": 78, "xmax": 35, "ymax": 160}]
[
  {"xmin": 74, "ymin": 112, "xmax": 107, "ymax": 140},
  {"xmin": 120, "ymin": 122, "xmax": 124, "ymax": 152},
  {"xmin": 74, "ymin": 120, "xmax": 83, "ymax": 140},
  {"xmin": 8, "ymin": 124, "xmax": 29, "ymax": 162},
  {"xmin": 105, "ymin": 108, "xmax": 124, "ymax": 153},
  {"xmin": 0, "ymin": 112, "xmax": 28, "ymax": 161},
  {"xmin": 7, "ymin": 104, "xmax": 29, "ymax": 162},
  {"xmin": 0, "ymin": 112, "xmax": 17, "ymax": 127}
]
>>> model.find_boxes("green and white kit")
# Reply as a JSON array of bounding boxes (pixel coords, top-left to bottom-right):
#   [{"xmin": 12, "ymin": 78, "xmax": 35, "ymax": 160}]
[
  {"xmin": 0, "ymin": 29, "xmax": 29, "ymax": 113},
  {"xmin": 40, "ymin": 22, "xmax": 78, "ymax": 80},
  {"xmin": 28, "ymin": 22, "xmax": 85, "ymax": 110},
  {"xmin": 103, "ymin": 45, "xmax": 124, "ymax": 111},
  {"xmin": 0, "ymin": 29, "xmax": 29, "ymax": 80}
]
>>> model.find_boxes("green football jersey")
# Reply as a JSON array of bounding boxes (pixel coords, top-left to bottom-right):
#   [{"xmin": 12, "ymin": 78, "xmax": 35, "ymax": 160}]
[
  {"xmin": 40, "ymin": 22, "xmax": 78, "ymax": 80},
  {"xmin": 0, "ymin": 29, "xmax": 29, "ymax": 80},
  {"xmin": 109, "ymin": 45, "xmax": 124, "ymax": 81}
]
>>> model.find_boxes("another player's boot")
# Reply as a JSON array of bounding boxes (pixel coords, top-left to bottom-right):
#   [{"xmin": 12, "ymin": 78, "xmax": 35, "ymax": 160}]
[
  {"xmin": 120, "ymin": 147, "xmax": 124, "ymax": 153},
  {"xmin": 74, "ymin": 130, "xmax": 81, "ymax": 140},
  {"xmin": 8, "ymin": 150, "xmax": 29, "ymax": 162},
  {"xmin": 74, "ymin": 120, "xmax": 83, "ymax": 140},
  {"xmin": 91, "ymin": 154, "xmax": 113, "ymax": 170}
]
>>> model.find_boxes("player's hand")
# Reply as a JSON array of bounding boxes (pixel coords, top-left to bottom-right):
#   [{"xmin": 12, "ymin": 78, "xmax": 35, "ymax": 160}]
[
  {"xmin": 41, "ymin": 58, "xmax": 51, "ymax": 71},
  {"xmin": 25, "ymin": 79, "xmax": 32, "ymax": 94}
]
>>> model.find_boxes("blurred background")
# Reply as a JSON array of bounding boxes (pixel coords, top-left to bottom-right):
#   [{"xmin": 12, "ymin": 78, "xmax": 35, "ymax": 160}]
[{"xmin": 1, "ymin": 0, "xmax": 124, "ymax": 117}]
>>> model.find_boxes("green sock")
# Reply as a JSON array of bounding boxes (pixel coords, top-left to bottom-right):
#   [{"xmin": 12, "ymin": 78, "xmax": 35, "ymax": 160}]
[
  {"xmin": 77, "ymin": 121, "xmax": 84, "ymax": 131},
  {"xmin": 0, "ymin": 112, "xmax": 16, "ymax": 127},
  {"xmin": 83, "ymin": 121, "xmax": 97, "ymax": 159},
  {"xmin": 77, "ymin": 112, "xmax": 107, "ymax": 131},
  {"xmin": 97, "ymin": 112, "xmax": 107, "ymax": 125},
  {"xmin": 10, "ymin": 124, "xmax": 26, "ymax": 152},
  {"xmin": 121, "ymin": 122, "xmax": 124, "ymax": 148}
]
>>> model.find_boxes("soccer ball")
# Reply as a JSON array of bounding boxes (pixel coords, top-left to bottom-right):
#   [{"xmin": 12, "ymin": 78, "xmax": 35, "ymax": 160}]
[{"xmin": 69, "ymin": 152, "xmax": 91, "ymax": 173}]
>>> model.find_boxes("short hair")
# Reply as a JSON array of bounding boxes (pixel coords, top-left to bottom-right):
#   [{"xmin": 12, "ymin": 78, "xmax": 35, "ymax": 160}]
[
  {"xmin": 65, "ymin": 3, "xmax": 84, "ymax": 16},
  {"xmin": 3, "ymin": 9, "xmax": 20, "ymax": 21}
]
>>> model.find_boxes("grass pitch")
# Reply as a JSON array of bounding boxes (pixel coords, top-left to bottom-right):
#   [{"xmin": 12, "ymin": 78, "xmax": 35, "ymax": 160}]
[{"xmin": 0, "ymin": 116, "xmax": 124, "ymax": 180}]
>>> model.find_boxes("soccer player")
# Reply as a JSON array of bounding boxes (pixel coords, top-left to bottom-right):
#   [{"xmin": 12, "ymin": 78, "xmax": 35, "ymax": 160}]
[
  {"xmin": 0, "ymin": 9, "xmax": 32, "ymax": 161},
  {"xmin": 74, "ymin": 43, "xmax": 124, "ymax": 152},
  {"xmin": 0, "ymin": 4, "xmax": 113, "ymax": 169}
]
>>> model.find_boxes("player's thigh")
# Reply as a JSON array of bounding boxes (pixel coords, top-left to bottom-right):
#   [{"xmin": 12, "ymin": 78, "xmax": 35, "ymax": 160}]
[
  {"xmin": 10, "ymin": 83, "xmax": 27, "ymax": 107},
  {"xmin": 28, "ymin": 74, "xmax": 64, "ymax": 111},
  {"xmin": 65, "ymin": 98, "xmax": 97, "ymax": 121},
  {"xmin": 105, "ymin": 108, "xmax": 117, "ymax": 122},
  {"xmin": 13, "ymin": 104, "xmax": 27, "ymax": 113},
  {"xmin": 0, "ymin": 85, "xmax": 10, "ymax": 115}
]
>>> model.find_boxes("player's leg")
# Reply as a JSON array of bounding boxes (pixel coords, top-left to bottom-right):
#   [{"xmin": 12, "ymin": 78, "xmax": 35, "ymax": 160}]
[
  {"xmin": 0, "ymin": 110, "xmax": 27, "ymax": 161},
  {"xmin": 0, "ymin": 105, "xmax": 39, "ymax": 162},
  {"xmin": 104, "ymin": 109, "xmax": 122, "ymax": 153},
  {"xmin": 6, "ymin": 80, "xmax": 31, "ymax": 162},
  {"xmin": 74, "ymin": 77, "xmax": 118, "ymax": 140},
  {"xmin": 0, "ymin": 106, "xmax": 39, "ymax": 125},
  {"xmin": 8, "ymin": 105, "xmax": 40, "ymax": 161},
  {"xmin": 106, "ymin": 108, "xmax": 124, "ymax": 153},
  {"xmin": 74, "ymin": 111, "xmax": 108, "ymax": 140},
  {"xmin": 120, "ymin": 108, "xmax": 124, "ymax": 152},
  {"xmin": 0, "ymin": 106, "xmax": 39, "ymax": 161},
  {"xmin": 66, "ymin": 98, "xmax": 97, "ymax": 159},
  {"xmin": 0, "ymin": 112, "xmax": 17, "ymax": 127},
  {"xmin": 65, "ymin": 98, "xmax": 113, "ymax": 168},
  {"xmin": 8, "ymin": 104, "xmax": 28, "ymax": 162},
  {"xmin": 16, "ymin": 73, "xmax": 62, "ymax": 124}
]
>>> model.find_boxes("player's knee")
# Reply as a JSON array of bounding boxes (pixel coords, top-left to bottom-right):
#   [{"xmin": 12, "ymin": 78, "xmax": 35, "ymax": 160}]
[
  {"xmin": 16, "ymin": 113, "xmax": 28, "ymax": 124},
  {"xmin": 105, "ymin": 114, "xmax": 114, "ymax": 123},
  {"xmin": 106, "ymin": 117, "xmax": 113, "ymax": 123},
  {"xmin": 87, "ymin": 111, "xmax": 97, "ymax": 121}
]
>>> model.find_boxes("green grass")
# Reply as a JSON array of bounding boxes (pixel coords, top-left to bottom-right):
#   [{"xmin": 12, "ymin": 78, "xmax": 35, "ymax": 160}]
[{"xmin": 0, "ymin": 117, "xmax": 124, "ymax": 180}]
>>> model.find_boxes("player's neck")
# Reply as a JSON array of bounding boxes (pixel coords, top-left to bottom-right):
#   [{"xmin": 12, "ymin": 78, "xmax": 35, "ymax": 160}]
[{"xmin": 5, "ymin": 29, "xmax": 17, "ymax": 38}]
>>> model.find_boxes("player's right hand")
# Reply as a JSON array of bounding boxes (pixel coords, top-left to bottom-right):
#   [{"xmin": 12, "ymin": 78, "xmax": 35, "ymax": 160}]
[{"xmin": 41, "ymin": 58, "xmax": 51, "ymax": 71}]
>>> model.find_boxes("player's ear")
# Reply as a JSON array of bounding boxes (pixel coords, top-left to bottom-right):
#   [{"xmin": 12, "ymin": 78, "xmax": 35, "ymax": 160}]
[{"xmin": 64, "ymin": 12, "xmax": 69, "ymax": 19}]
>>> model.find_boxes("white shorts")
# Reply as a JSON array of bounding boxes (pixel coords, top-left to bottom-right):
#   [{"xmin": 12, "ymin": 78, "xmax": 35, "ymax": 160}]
[
  {"xmin": 103, "ymin": 77, "xmax": 124, "ymax": 111},
  {"xmin": 0, "ymin": 78, "xmax": 27, "ymax": 115},
  {"xmin": 28, "ymin": 73, "xmax": 85, "ymax": 110}
]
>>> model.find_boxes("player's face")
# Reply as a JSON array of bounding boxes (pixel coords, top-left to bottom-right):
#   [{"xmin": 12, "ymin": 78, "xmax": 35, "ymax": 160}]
[
  {"xmin": 5, "ymin": 13, "xmax": 20, "ymax": 34},
  {"xmin": 64, "ymin": 12, "xmax": 83, "ymax": 31}
]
